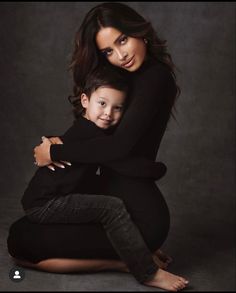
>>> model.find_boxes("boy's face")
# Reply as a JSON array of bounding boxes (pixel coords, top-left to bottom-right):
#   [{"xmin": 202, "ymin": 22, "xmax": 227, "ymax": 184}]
[{"xmin": 81, "ymin": 86, "xmax": 126, "ymax": 129}]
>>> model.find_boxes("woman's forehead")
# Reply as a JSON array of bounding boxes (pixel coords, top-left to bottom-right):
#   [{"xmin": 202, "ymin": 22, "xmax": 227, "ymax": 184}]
[{"xmin": 96, "ymin": 27, "xmax": 123, "ymax": 50}]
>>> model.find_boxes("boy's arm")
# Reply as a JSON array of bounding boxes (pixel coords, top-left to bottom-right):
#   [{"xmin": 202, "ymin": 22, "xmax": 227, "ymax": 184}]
[
  {"xmin": 44, "ymin": 117, "xmax": 106, "ymax": 145},
  {"xmin": 23, "ymin": 118, "xmax": 103, "ymax": 210},
  {"xmin": 44, "ymin": 118, "xmax": 106, "ymax": 169},
  {"xmin": 61, "ymin": 118, "xmax": 106, "ymax": 143}
]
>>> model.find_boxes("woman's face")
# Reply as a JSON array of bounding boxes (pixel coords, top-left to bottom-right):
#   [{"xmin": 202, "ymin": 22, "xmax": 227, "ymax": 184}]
[{"xmin": 96, "ymin": 27, "xmax": 147, "ymax": 72}]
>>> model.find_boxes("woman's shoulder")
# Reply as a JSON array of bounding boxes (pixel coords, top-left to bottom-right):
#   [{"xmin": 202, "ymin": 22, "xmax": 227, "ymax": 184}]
[
  {"xmin": 134, "ymin": 57, "xmax": 175, "ymax": 85},
  {"xmin": 135, "ymin": 57, "xmax": 171, "ymax": 77}
]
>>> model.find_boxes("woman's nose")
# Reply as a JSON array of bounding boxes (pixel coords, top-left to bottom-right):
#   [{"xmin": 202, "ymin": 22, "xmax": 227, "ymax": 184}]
[{"xmin": 116, "ymin": 49, "xmax": 128, "ymax": 60}]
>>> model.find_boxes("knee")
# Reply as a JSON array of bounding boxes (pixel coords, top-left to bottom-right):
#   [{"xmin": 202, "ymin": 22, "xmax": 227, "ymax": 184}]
[
  {"xmin": 102, "ymin": 196, "xmax": 129, "ymax": 225},
  {"xmin": 106, "ymin": 196, "xmax": 126, "ymax": 213}
]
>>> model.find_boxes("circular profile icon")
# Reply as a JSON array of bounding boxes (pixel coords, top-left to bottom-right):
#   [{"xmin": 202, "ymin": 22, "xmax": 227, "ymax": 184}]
[{"xmin": 9, "ymin": 267, "xmax": 25, "ymax": 282}]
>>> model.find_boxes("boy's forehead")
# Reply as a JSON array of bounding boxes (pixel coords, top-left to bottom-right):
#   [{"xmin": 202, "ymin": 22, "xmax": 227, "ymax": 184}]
[{"xmin": 93, "ymin": 86, "xmax": 126, "ymax": 102}]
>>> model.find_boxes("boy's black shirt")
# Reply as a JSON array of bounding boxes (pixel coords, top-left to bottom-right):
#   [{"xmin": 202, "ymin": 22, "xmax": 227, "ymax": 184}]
[{"xmin": 21, "ymin": 116, "xmax": 103, "ymax": 210}]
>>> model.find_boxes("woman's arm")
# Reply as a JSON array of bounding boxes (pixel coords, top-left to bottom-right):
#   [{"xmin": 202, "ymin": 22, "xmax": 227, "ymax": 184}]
[
  {"xmin": 47, "ymin": 64, "xmax": 176, "ymax": 164},
  {"xmin": 45, "ymin": 137, "xmax": 71, "ymax": 170}
]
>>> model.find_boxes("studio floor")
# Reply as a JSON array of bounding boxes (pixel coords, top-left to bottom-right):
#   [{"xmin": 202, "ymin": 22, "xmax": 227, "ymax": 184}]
[{"xmin": 0, "ymin": 193, "xmax": 235, "ymax": 292}]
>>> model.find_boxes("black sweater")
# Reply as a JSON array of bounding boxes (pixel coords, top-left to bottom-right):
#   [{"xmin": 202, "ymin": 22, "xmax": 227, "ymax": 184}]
[
  {"xmin": 50, "ymin": 58, "xmax": 177, "ymax": 166},
  {"xmin": 21, "ymin": 116, "xmax": 103, "ymax": 210},
  {"xmin": 21, "ymin": 114, "xmax": 167, "ymax": 210}
]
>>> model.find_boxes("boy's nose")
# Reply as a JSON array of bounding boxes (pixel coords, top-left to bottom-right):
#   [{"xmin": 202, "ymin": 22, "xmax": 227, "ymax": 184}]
[{"xmin": 104, "ymin": 109, "xmax": 112, "ymax": 117}]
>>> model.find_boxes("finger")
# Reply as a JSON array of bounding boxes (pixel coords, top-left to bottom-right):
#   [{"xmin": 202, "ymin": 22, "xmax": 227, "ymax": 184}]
[
  {"xmin": 61, "ymin": 160, "xmax": 72, "ymax": 166},
  {"xmin": 52, "ymin": 161, "xmax": 65, "ymax": 169},
  {"xmin": 41, "ymin": 136, "xmax": 51, "ymax": 144},
  {"xmin": 49, "ymin": 137, "xmax": 58, "ymax": 144},
  {"xmin": 51, "ymin": 139, "xmax": 58, "ymax": 144},
  {"xmin": 47, "ymin": 165, "xmax": 55, "ymax": 171},
  {"xmin": 49, "ymin": 137, "xmax": 63, "ymax": 144}
]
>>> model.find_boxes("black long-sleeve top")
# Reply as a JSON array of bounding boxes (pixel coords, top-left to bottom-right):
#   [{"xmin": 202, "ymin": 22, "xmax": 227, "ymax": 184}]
[
  {"xmin": 50, "ymin": 58, "xmax": 177, "ymax": 166},
  {"xmin": 22, "ymin": 114, "xmax": 167, "ymax": 210},
  {"xmin": 21, "ymin": 116, "xmax": 103, "ymax": 210}
]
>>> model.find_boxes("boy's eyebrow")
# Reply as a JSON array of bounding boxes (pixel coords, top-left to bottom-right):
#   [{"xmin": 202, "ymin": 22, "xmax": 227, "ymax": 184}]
[
  {"xmin": 100, "ymin": 33, "xmax": 124, "ymax": 51},
  {"xmin": 97, "ymin": 96, "xmax": 108, "ymax": 100},
  {"xmin": 98, "ymin": 96, "xmax": 124, "ymax": 105}
]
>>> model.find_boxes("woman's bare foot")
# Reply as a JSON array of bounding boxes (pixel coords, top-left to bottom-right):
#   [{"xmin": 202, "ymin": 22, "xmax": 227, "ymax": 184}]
[
  {"xmin": 155, "ymin": 249, "xmax": 173, "ymax": 265},
  {"xmin": 144, "ymin": 268, "xmax": 189, "ymax": 291}
]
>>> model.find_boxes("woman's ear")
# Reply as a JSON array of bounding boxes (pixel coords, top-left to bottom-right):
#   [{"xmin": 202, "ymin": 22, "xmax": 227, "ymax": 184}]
[{"xmin": 80, "ymin": 93, "xmax": 89, "ymax": 109}]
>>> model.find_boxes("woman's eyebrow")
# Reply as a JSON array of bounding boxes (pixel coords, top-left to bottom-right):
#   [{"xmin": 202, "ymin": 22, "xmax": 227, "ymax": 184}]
[{"xmin": 100, "ymin": 33, "xmax": 124, "ymax": 51}]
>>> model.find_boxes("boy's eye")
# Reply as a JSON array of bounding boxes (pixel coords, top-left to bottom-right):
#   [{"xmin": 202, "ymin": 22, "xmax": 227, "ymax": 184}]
[
  {"xmin": 115, "ymin": 106, "xmax": 123, "ymax": 111},
  {"xmin": 99, "ymin": 101, "xmax": 106, "ymax": 106}
]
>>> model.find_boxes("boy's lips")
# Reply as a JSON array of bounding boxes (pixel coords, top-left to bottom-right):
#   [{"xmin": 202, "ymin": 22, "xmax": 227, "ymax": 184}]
[{"xmin": 100, "ymin": 118, "xmax": 112, "ymax": 124}]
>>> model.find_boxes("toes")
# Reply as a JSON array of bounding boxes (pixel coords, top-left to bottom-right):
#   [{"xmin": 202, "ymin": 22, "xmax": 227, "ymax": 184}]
[
  {"xmin": 178, "ymin": 276, "xmax": 189, "ymax": 284},
  {"xmin": 174, "ymin": 280, "xmax": 187, "ymax": 291},
  {"xmin": 172, "ymin": 284, "xmax": 181, "ymax": 291}
]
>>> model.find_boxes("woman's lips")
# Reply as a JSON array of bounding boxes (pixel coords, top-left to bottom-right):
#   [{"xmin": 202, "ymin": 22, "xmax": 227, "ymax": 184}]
[{"xmin": 122, "ymin": 56, "xmax": 135, "ymax": 68}]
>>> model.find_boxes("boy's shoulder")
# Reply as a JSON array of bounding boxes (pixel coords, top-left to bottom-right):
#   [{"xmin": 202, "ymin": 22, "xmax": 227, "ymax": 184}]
[
  {"xmin": 73, "ymin": 115, "xmax": 104, "ymax": 133},
  {"xmin": 62, "ymin": 115, "xmax": 105, "ymax": 142}
]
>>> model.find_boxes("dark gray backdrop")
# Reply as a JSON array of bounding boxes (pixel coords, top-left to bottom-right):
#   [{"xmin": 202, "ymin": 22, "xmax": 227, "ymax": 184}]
[{"xmin": 0, "ymin": 2, "xmax": 235, "ymax": 291}]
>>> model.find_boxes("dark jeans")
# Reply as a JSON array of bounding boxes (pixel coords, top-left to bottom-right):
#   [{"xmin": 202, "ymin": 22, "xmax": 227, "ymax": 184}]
[{"xmin": 25, "ymin": 193, "xmax": 158, "ymax": 283}]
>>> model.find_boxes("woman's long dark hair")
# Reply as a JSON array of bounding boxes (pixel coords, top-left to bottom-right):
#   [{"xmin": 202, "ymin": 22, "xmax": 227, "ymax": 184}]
[{"xmin": 69, "ymin": 2, "xmax": 180, "ymax": 120}]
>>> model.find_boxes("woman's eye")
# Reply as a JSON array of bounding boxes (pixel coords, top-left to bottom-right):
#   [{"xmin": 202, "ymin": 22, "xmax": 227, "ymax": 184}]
[
  {"xmin": 102, "ymin": 49, "xmax": 112, "ymax": 57},
  {"xmin": 120, "ymin": 36, "xmax": 128, "ymax": 45}
]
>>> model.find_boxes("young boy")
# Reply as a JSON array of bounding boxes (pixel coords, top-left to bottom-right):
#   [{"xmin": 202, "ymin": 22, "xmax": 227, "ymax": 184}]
[
  {"xmin": 21, "ymin": 66, "xmax": 128, "ymax": 212},
  {"xmin": 21, "ymin": 66, "xmax": 165, "ymax": 283}
]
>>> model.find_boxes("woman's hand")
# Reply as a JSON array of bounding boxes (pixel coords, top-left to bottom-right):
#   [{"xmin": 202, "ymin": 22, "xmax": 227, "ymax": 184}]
[
  {"xmin": 48, "ymin": 136, "xmax": 63, "ymax": 145},
  {"xmin": 34, "ymin": 136, "xmax": 72, "ymax": 170},
  {"xmin": 34, "ymin": 137, "xmax": 53, "ymax": 167},
  {"xmin": 47, "ymin": 136, "xmax": 71, "ymax": 171}
]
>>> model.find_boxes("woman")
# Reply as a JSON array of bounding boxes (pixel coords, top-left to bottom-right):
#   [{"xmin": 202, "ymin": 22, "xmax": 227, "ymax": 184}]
[{"xmin": 8, "ymin": 3, "xmax": 188, "ymax": 291}]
